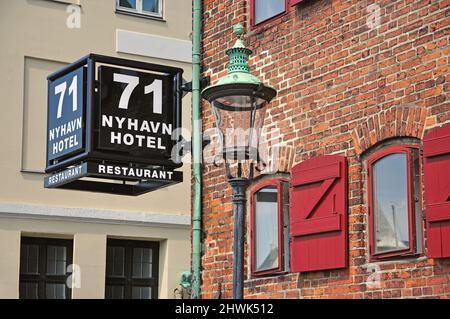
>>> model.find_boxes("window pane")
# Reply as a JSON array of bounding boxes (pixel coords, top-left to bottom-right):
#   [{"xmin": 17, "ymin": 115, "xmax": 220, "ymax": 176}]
[
  {"xmin": 47, "ymin": 246, "xmax": 67, "ymax": 275},
  {"xmin": 106, "ymin": 240, "xmax": 159, "ymax": 299},
  {"xmin": 20, "ymin": 282, "xmax": 39, "ymax": 299},
  {"xmin": 373, "ymin": 153, "xmax": 410, "ymax": 253},
  {"xmin": 132, "ymin": 247, "xmax": 152, "ymax": 278},
  {"xmin": 106, "ymin": 246, "xmax": 125, "ymax": 277},
  {"xmin": 105, "ymin": 285, "xmax": 125, "ymax": 299},
  {"xmin": 132, "ymin": 286, "xmax": 152, "ymax": 299},
  {"xmin": 20, "ymin": 244, "xmax": 39, "ymax": 274},
  {"xmin": 254, "ymin": 0, "xmax": 285, "ymax": 25},
  {"xmin": 142, "ymin": 0, "xmax": 159, "ymax": 13},
  {"xmin": 254, "ymin": 186, "xmax": 279, "ymax": 271},
  {"xmin": 119, "ymin": 0, "xmax": 136, "ymax": 9},
  {"xmin": 46, "ymin": 283, "xmax": 66, "ymax": 299},
  {"xmin": 20, "ymin": 238, "xmax": 72, "ymax": 300}
]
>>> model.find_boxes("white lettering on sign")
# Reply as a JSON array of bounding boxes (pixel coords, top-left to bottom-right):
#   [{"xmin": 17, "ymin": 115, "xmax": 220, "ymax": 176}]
[
  {"xmin": 144, "ymin": 79, "xmax": 163, "ymax": 114},
  {"xmin": 48, "ymin": 71, "xmax": 83, "ymax": 161},
  {"xmin": 109, "ymin": 132, "xmax": 165, "ymax": 150},
  {"xmin": 55, "ymin": 81, "xmax": 67, "ymax": 119},
  {"xmin": 113, "ymin": 73, "xmax": 162, "ymax": 114},
  {"xmin": 55, "ymin": 76, "xmax": 78, "ymax": 119},
  {"xmin": 68, "ymin": 76, "xmax": 78, "ymax": 113},
  {"xmin": 52, "ymin": 135, "xmax": 79, "ymax": 155},
  {"xmin": 47, "ymin": 164, "xmax": 84, "ymax": 186},
  {"xmin": 101, "ymin": 116, "xmax": 172, "ymax": 135},
  {"xmin": 49, "ymin": 117, "xmax": 83, "ymax": 141},
  {"xmin": 101, "ymin": 115, "xmax": 171, "ymax": 150},
  {"xmin": 97, "ymin": 164, "xmax": 174, "ymax": 180},
  {"xmin": 113, "ymin": 73, "xmax": 139, "ymax": 110},
  {"xmin": 113, "ymin": 73, "xmax": 163, "ymax": 114},
  {"xmin": 49, "ymin": 116, "xmax": 82, "ymax": 155}
]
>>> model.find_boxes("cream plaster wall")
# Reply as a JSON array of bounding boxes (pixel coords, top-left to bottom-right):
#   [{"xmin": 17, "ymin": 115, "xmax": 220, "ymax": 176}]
[
  {"xmin": 0, "ymin": 0, "xmax": 192, "ymax": 215},
  {"xmin": 0, "ymin": 0, "xmax": 193, "ymax": 299}
]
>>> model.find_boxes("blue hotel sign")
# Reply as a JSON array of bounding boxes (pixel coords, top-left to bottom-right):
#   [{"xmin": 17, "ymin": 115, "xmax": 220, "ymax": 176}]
[
  {"xmin": 47, "ymin": 67, "xmax": 85, "ymax": 161},
  {"xmin": 44, "ymin": 54, "xmax": 184, "ymax": 196}
]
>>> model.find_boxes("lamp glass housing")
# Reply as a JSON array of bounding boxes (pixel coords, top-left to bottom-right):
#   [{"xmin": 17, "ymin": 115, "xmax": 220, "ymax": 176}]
[{"xmin": 211, "ymin": 93, "xmax": 267, "ymax": 161}]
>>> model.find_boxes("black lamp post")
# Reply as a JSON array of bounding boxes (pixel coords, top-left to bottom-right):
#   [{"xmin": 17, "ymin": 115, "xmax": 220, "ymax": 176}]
[{"xmin": 201, "ymin": 24, "xmax": 276, "ymax": 299}]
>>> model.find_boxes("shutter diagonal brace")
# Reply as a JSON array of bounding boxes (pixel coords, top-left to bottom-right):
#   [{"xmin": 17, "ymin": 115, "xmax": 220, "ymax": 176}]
[{"xmin": 300, "ymin": 178, "xmax": 336, "ymax": 220}]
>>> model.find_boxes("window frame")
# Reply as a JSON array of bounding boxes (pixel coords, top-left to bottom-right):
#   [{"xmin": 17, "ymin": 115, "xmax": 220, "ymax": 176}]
[
  {"xmin": 367, "ymin": 144, "xmax": 423, "ymax": 260},
  {"xmin": 250, "ymin": 0, "xmax": 289, "ymax": 28},
  {"xmin": 250, "ymin": 178, "xmax": 289, "ymax": 277},
  {"xmin": 115, "ymin": 0, "xmax": 163, "ymax": 20},
  {"xmin": 19, "ymin": 237, "xmax": 73, "ymax": 299},
  {"xmin": 105, "ymin": 239, "xmax": 159, "ymax": 299}
]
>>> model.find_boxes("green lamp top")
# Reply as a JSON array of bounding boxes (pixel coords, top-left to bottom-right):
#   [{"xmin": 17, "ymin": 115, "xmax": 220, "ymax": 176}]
[
  {"xmin": 201, "ymin": 23, "xmax": 277, "ymax": 103},
  {"xmin": 207, "ymin": 23, "xmax": 265, "ymax": 88}
]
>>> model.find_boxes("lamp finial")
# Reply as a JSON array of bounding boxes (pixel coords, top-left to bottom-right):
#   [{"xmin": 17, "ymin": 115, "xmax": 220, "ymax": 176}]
[
  {"xmin": 233, "ymin": 24, "xmax": 245, "ymax": 39},
  {"xmin": 227, "ymin": 24, "xmax": 251, "ymax": 74}
]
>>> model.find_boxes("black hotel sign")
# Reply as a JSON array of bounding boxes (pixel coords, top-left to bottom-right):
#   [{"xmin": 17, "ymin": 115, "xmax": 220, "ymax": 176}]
[{"xmin": 45, "ymin": 54, "xmax": 183, "ymax": 196}]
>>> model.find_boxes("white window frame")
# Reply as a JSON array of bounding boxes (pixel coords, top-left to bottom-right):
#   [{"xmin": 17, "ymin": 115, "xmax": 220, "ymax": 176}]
[{"xmin": 116, "ymin": 0, "xmax": 163, "ymax": 19}]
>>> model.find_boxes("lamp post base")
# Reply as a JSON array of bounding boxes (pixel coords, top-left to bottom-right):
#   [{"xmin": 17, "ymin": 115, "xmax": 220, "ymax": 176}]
[{"xmin": 229, "ymin": 177, "xmax": 249, "ymax": 299}]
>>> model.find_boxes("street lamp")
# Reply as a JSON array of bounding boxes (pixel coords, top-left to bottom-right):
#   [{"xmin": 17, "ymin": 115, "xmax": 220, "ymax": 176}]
[{"xmin": 202, "ymin": 24, "xmax": 277, "ymax": 299}]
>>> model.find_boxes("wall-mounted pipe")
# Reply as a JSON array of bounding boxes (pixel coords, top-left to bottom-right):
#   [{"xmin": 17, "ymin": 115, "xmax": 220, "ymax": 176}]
[{"xmin": 191, "ymin": 0, "xmax": 203, "ymax": 299}]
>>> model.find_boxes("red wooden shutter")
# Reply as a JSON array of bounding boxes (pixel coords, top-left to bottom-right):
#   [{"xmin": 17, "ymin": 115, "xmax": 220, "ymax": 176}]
[
  {"xmin": 423, "ymin": 123, "xmax": 450, "ymax": 258},
  {"xmin": 290, "ymin": 155, "xmax": 348, "ymax": 272},
  {"xmin": 289, "ymin": 0, "xmax": 305, "ymax": 7}
]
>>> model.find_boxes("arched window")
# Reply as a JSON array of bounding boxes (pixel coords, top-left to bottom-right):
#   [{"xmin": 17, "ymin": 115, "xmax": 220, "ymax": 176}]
[
  {"xmin": 367, "ymin": 144, "xmax": 423, "ymax": 259},
  {"xmin": 250, "ymin": 178, "xmax": 289, "ymax": 276}
]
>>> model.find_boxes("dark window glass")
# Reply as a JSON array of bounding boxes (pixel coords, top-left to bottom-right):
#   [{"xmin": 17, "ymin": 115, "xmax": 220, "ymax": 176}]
[
  {"xmin": 373, "ymin": 153, "xmax": 410, "ymax": 253},
  {"xmin": 105, "ymin": 239, "xmax": 159, "ymax": 299},
  {"xmin": 254, "ymin": 186, "xmax": 279, "ymax": 271},
  {"xmin": 106, "ymin": 246, "xmax": 125, "ymax": 277},
  {"xmin": 119, "ymin": 0, "xmax": 136, "ymax": 9},
  {"xmin": 132, "ymin": 247, "xmax": 153, "ymax": 278},
  {"xmin": 251, "ymin": 179, "xmax": 290, "ymax": 276},
  {"xmin": 46, "ymin": 283, "xmax": 66, "ymax": 299},
  {"xmin": 19, "ymin": 282, "xmax": 39, "ymax": 299},
  {"xmin": 142, "ymin": 0, "xmax": 158, "ymax": 13},
  {"xmin": 20, "ymin": 244, "xmax": 39, "ymax": 275},
  {"xmin": 132, "ymin": 286, "xmax": 152, "ymax": 299},
  {"xmin": 368, "ymin": 145, "xmax": 423, "ymax": 259},
  {"xmin": 105, "ymin": 285, "xmax": 125, "ymax": 299},
  {"xmin": 117, "ymin": 0, "xmax": 162, "ymax": 16},
  {"xmin": 19, "ymin": 237, "xmax": 72, "ymax": 299},
  {"xmin": 46, "ymin": 246, "xmax": 67, "ymax": 275},
  {"xmin": 254, "ymin": 0, "xmax": 285, "ymax": 25}
]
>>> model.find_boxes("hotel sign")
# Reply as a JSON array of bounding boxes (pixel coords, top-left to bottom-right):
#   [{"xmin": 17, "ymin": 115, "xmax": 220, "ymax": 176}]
[
  {"xmin": 47, "ymin": 67, "xmax": 85, "ymax": 161},
  {"xmin": 97, "ymin": 66, "xmax": 175, "ymax": 161},
  {"xmin": 44, "ymin": 54, "xmax": 184, "ymax": 196}
]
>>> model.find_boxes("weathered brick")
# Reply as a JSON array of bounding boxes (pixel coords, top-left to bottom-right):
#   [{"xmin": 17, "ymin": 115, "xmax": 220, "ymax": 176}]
[{"xmin": 198, "ymin": 0, "xmax": 450, "ymax": 299}]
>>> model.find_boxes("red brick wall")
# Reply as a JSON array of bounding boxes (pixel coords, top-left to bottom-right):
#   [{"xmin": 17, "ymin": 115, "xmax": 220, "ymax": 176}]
[{"xmin": 199, "ymin": 0, "xmax": 450, "ymax": 298}]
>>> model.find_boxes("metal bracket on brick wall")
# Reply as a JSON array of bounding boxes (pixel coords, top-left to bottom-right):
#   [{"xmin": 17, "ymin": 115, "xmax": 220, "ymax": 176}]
[{"xmin": 181, "ymin": 76, "xmax": 211, "ymax": 98}]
